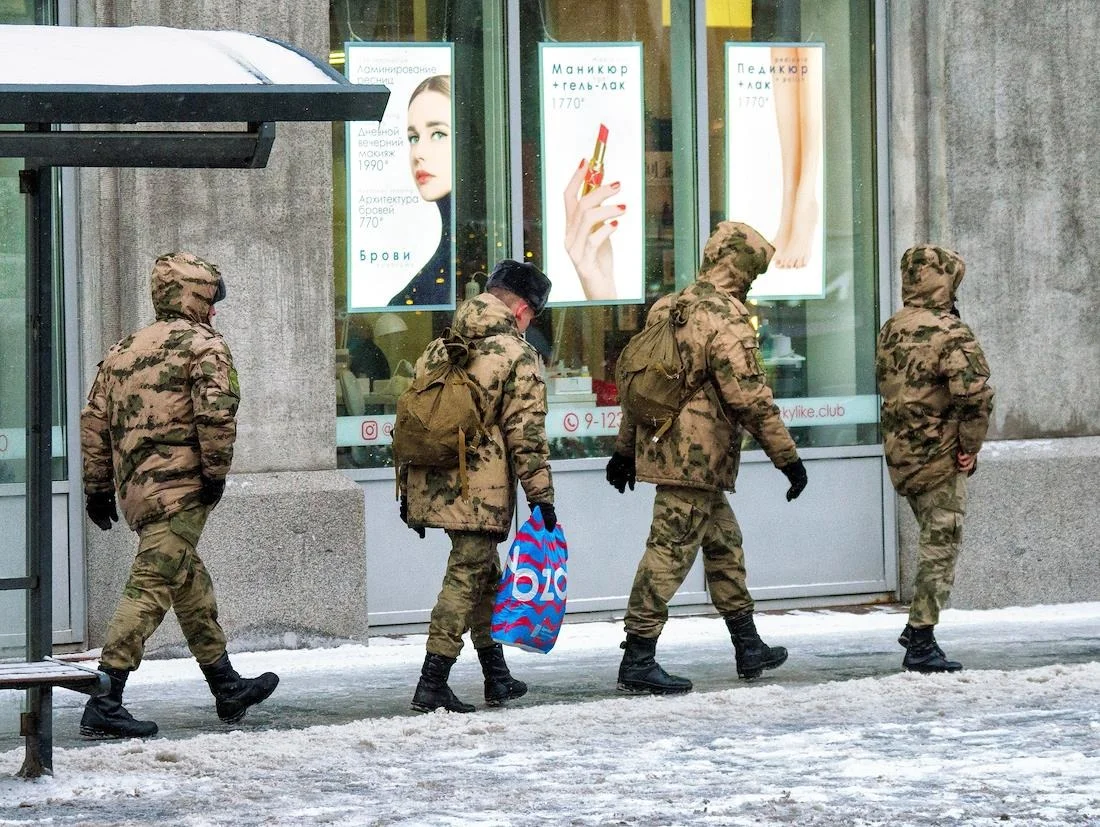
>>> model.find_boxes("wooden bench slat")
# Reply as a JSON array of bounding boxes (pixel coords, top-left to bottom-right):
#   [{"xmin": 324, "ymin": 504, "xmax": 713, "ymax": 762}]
[{"xmin": 0, "ymin": 659, "xmax": 109, "ymax": 696}]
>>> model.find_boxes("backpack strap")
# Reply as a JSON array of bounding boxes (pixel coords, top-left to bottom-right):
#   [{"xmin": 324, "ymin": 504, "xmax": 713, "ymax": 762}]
[
  {"xmin": 441, "ymin": 327, "xmax": 474, "ymax": 367},
  {"xmin": 457, "ymin": 426, "xmax": 468, "ymax": 501},
  {"xmin": 664, "ymin": 290, "xmax": 708, "ymax": 429}
]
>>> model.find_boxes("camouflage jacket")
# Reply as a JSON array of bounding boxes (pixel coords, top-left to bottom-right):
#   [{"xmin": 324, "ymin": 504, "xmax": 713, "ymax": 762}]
[
  {"xmin": 403, "ymin": 293, "xmax": 554, "ymax": 535},
  {"xmin": 615, "ymin": 264, "xmax": 799, "ymax": 492},
  {"xmin": 876, "ymin": 245, "xmax": 994, "ymax": 496},
  {"xmin": 81, "ymin": 254, "xmax": 239, "ymax": 531}
]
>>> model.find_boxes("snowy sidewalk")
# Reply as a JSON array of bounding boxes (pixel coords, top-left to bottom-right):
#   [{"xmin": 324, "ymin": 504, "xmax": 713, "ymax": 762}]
[{"xmin": 2, "ymin": 603, "xmax": 1100, "ymax": 825}]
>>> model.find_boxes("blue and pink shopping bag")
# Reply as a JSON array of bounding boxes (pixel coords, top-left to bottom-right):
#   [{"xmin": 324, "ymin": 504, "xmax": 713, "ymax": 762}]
[{"xmin": 490, "ymin": 506, "xmax": 568, "ymax": 653}]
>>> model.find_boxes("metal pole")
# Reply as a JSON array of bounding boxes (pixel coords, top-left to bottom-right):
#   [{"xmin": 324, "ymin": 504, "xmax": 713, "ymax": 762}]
[
  {"xmin": 670, "ymin": 0, "xmax": 702, "ymax": 288},
  {"xmin": 18, "ymin": 154, "xmax": 55, "ymax": 778}
]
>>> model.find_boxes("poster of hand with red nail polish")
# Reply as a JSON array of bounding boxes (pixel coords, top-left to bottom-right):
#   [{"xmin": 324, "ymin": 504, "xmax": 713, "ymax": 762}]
[{"xmin": 540, "ymin": 43, "xmax": 645, "ymax": 306}]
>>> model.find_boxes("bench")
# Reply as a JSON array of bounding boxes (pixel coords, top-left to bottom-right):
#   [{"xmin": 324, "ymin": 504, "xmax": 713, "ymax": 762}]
[
  {"xmin": 0, "ymin": 658, "xmax": 109, "ymax": 778},
  {"xmin": 0, "ymin": 659, "xmax": 110, "ymax": 696}
]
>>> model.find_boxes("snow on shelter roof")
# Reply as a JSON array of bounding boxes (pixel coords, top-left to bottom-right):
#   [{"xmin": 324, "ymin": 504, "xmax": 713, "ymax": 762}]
[{"xmin": 0, "ymin": 25, "xmax": 388, "ymax": 125}]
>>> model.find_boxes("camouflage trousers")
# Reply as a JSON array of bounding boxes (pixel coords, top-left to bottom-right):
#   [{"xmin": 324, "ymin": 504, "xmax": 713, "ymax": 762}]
[
  {"xmin": 426, "ymin": 531, "xmax": 503, "ymax": 659},
  {"xmin": 100, "ymin": 506, "xmax": 227, "ymax": 671},
  {"xmin": 625, "ymin": 486, "xmax": 754, "ymax": 638},
  {"xmin": 906, "ymin": 473, "xmax": 968, "ymax": 627}
]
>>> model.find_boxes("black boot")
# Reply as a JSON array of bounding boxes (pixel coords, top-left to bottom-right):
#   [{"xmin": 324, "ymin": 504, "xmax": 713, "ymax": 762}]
[
  {"xmin": 411, "ymin": 652, "xmax": 476, "ymax": 713},
  {"xmin": 200, "ymin": 653, "xmax": 280, "ymax": 724},
  {"xmin": 725, "ymin": 611, "xmax": 788, "ymax": 680},
  {"xmin": 80, "ymin": 665, "xmax": 158, "ymax": 739},
  {"xmin": 903, "ymin": 625, "xmax": 962, "ymax": 673},
  {"xmin": 616, "ymin": 633, "xmax": 693, "ymax": 694},
  {"xmin": 476, "ymin": 644, "xmax": 528, "ymax": 706}
]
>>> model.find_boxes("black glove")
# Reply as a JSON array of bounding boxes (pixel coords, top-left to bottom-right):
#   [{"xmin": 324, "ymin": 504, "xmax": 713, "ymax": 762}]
[
  {"xmin": 531, "ymin": 502, "xmax": 556, "ymax": 531},
  {"xmin": 400, "ymin": 495, "xmax": 425, "ymax": 539},
  {"xmin": 198, "ymin": 475, "xmax": 226, "ymax": 507},
  {"xmin": 86, "ymin": 491, "xmax": 118, "ymax": 531},
  {"xmin": 780, "ymin": 459, "xmax": 808, "ymax": 501},
  {"xmin": 605, "ymin": 452, "xmax": 636, "ymax": 494}
]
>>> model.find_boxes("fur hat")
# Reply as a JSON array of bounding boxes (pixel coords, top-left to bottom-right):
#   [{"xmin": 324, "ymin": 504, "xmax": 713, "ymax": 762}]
[{"xmin": 486, "ymin": 259, "xmax": 552, "ymax": 315}]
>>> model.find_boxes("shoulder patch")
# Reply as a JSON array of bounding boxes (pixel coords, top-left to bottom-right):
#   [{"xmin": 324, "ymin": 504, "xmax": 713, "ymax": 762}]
[{"xmin": 229, "ymin": 368, "xmax": 240, "ymax": 396}]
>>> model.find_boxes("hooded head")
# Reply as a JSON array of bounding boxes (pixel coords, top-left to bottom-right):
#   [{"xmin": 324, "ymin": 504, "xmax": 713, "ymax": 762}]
[
  {"xmin": 899, "ymin": 244, "xmax": 965, "ymax": 311},
  {"xmin": 150, "ymin": 252, "xmax": 225, "ymax": 324},
  {"xmin": 699, "ymin": 221, "xmax": 775, "ymax": 301}
]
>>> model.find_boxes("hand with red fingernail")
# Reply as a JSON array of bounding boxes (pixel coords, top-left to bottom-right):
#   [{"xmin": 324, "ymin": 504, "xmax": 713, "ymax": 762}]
[{"xmin": 563, "ymin": 156, "xmax": 625, "ymax": 300}]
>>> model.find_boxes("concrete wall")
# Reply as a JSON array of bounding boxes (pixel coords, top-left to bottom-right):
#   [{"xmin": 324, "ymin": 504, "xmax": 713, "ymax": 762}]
[
  {"xmin": 888, "ymin": 1, "xmax": 1100, "ymax": 607},
  {"xmin": 75, "ymin": 0, "xmax": 368, "ymax": 651}
]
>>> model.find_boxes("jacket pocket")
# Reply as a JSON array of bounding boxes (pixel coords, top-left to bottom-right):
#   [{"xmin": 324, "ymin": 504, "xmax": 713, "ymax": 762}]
[
  {"xmin": 739, "ymin": 337, "xmax": 766, "ymax": 378},
  {"xmin": 961, "ymin": 343, "xmax": 991, "ymax": 377}
]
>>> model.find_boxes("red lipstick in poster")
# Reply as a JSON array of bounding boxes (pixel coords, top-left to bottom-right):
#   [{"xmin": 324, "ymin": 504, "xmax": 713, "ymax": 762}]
[{"xmin": 580, "ymin": 123, "xmax": 609, "ymax": 196}]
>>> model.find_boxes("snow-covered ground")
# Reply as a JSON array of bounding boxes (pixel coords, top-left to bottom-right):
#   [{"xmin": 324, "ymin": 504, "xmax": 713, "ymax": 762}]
[{"xmin": 2, "ymin": 603, "xmax": 1100, "ymax": 826}]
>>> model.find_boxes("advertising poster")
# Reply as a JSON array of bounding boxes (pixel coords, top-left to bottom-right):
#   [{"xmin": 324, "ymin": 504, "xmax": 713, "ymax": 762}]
[
  {"xmin": 726, "ymin": 43, "xmax": 825, "ymax": 300},
  {"xmin": 539, "ymin": 43, "xmax": 645, "ymax": 306},
  {"xmin": 345, "ymin": 43, "xmax": 454, "ymax": 312}
]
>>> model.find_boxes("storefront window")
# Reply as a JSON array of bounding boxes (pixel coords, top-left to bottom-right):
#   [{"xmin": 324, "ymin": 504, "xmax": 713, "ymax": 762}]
[
  {"xmin": 709, "ymin": 0, "xmax": 879, "ymax": 449},
  {"xmin": 332, "ymin": 0, "xmax": 879, "ymax": 469},
  {"xmin": 518, "ymin": 1, "xmax": 676, "ymax": 461},
  {"xmin": 331, "ymin": 0, "xmax": 507, "ymax": 469}
]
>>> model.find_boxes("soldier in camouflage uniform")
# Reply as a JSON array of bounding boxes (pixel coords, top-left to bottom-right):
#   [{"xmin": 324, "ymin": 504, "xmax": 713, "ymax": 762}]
[
  {"xmin": 79, "ymin": 252, "xmax": 278, "ymax": 738},
  {"xmin": 400, "ymin": 260, "xmax": 555, "ymax": 713},
  {"xmin": 877, "ymin": 244, "xmax": 993, "ymax": 673},
  {"xmin": 606, "ymin": 222, "xmax": 808, "ymax": 694}
]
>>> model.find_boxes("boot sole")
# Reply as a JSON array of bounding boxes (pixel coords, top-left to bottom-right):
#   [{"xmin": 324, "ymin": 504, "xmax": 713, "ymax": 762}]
[
  {"xmin": 904, "ymin": 663, "xmax": 963, "ymax": 674},
  {"xmin": 616, "ymin": 681, "xmax": 692, "ymax": 695},
  {"xmin": 80, "ymin": 725, "xmax": 157, "ymax": 740},
  {"xmin": 410, "ymin": 701, "xmax": 475, "ymax": 714}
]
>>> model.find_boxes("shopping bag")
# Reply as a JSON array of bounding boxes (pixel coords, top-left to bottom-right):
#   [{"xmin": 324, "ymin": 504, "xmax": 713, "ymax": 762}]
[{"xmin": 490, "ymin": 506, "xmax": 568, "ymax": 653}]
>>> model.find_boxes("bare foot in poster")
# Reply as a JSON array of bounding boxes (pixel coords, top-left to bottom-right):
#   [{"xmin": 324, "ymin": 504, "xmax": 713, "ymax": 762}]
[
  {"xmin": 771, "ymin": 46, "xmax": 822, "ymax": 269},
  {"xmin": 563, "ymin": 160, "xmax": 625, "ymax": 300}
]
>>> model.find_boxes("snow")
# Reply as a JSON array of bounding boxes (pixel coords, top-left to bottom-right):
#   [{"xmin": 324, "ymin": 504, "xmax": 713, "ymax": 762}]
[
  {"xmin": 2, "ymin": 603, "xmax": 1100, "ymax": 825},
  {"xmin": 0, "ymin": 26, "xmax": 341, "ymax": 86}
]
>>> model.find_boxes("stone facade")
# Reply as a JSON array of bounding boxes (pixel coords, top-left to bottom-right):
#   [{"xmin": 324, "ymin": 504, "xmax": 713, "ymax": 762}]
[
  {"xmin": 75, "ymin": 0, "xmax": 367, "ymax": 650},
  {"xmin": 888, "ymin": 1, "xmax": 1100, "ymax": 607}
]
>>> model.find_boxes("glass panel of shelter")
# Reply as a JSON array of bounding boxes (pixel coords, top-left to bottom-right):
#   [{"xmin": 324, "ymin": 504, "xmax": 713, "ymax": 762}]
[{"xmin": 0, "ymin": 0, "xmax": 70, "ymax": 658}]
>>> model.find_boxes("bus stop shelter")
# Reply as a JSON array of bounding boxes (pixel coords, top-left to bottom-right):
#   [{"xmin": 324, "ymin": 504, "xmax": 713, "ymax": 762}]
[{"xmin": 0, "ymin": 24, "xmax": 388, "ymax": 777}]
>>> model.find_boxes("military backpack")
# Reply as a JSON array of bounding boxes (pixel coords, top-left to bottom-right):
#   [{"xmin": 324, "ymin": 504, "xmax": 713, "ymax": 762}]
[
  {"xmin": 392, "ymin": 329, "xmax": 489, "ymax": 499},
  {"xmin": 615, "ymin": 293, "xmax": 696, "ymax": 442}
]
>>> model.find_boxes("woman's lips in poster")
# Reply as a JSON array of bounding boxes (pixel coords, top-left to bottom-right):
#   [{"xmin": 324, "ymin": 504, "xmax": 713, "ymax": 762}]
[{"xmin": 415, "ymin": 171, "xmax": 434, "ymax": 185}]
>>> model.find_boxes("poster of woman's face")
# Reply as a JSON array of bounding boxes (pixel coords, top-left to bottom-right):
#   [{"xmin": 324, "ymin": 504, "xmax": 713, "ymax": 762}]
[
  {"xmin": 345, "ymin": 44, "xmax": 455, "ymax": 312},
  {"xmin": 408, "ymin": 81, "xmax": 452, "ymax": 203}
]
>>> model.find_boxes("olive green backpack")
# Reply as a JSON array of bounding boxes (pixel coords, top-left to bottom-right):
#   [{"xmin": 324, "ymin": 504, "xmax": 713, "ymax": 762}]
[
  {"xmin": 392, "ymin": 330, "xmax": 489, "ymax": 499},
  {"xmin": 615, "ymin": 294, "xmax": 695, "ymax": 442}
]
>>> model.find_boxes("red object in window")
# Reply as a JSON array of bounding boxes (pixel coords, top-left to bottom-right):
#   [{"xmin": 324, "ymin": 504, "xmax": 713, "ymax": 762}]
[{"xmin": 593, "ymin": 379, "xmax": 618, "ymax": 407}]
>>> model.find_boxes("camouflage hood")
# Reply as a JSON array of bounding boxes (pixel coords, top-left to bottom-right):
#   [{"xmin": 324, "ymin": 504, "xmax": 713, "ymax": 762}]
[
  {"xmin": 698, "ymin": 221, "xmax": 775, "ymax": 300},
  {"xmin": 900, "ymin": 244, "xmax": 965, "ymax": 312},
  {"xmin": 451, "ymin": 292, "xmax": 521, "ymax": 340},
  {"xmin": 151, "ymin": 252, "xmax": 223, "ymax": 324}
]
